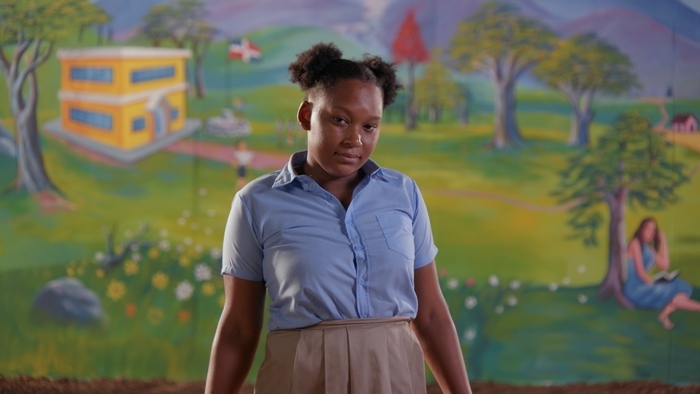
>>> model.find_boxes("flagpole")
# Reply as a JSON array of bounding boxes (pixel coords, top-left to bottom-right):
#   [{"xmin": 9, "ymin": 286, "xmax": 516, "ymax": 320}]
[{"xmin": 225, "ymin": 38, "xmax": 231, "ymax": 112}]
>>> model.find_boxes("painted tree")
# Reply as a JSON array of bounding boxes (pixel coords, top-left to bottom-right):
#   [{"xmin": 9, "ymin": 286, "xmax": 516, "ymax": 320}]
[
  {"xmin": 554, "ymin": 112, "xmax": 688, "ymax": 308},
  {"xmin": 139, "ymin": 0, "xmax": 214, "ymax": 98},
  {"xmin": 391, "ymin": 8, "xmax": 429, "ymax": 131},
  {"xmin": 450, "ymin": 2, "xmax": 555, "ymax": 148},
  {"xmin": 534, "ymin": 33, "xmax": 640, "ymax": 146},
  {"xmin": 0, "ymin": 0, "xmax": 107, "ymax": 194},
  {"xmin": 415, "ymin": 48, "xmax": 460, "ymax": 124},
  {"xmin": 76, "ymin": 5, "xmax": 111, "ymax": 43}
]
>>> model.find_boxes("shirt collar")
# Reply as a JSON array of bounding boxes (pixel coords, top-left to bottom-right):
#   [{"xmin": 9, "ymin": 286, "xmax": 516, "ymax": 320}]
[{"xmin": 272, "ymin": 150, "xmax": 387, "ymax": 188}]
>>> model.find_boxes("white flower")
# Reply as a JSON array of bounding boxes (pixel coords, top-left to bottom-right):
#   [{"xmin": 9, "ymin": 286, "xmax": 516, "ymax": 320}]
[
  {"xmin": 195, "ymin": 244, "xmax": 203, "ymax": 253},
  {"xmin": 199, "ymin": 188, "xmax": 207, "ymax": 196},
  {"xmin": 129, "ymin": 243, "xmax": 139, "ymax": 251},
  {"xmin": 577, "ymin": 265, "xmax": 586, "ymax": 274},
  {"xmin": 176, "ymin": 244, "xmax": 186, "ymax": 253},
  {"xmin": 561, "ymin": 277, "xmax": 570, "ymax": 285},
  {"xmin": 160, "ymin": 229, "xmax": 169, "ymax": 238},
  {"xmin": 194, "ymin": 264, "xmax": 212, "ymax": 282},
  {"xmin": 509, "ymin": 280, "xmax": 521, "ymax": 290},
  {"xmin": 190, "ymin": 223, "xmax": 199, "ymax": 230},
  {"xmin": 507, "ymin": 295, "xmax": 518, "ymax": 306},
  {"xmin": 94, "ymin": 252, "xmax": 105, "ymax": 262},
  {"xmin": 175, "ymin": 281, "xmax": 194, "ymax": 301},
  {"xmin": 184, "ymin": 237, "xmax": 192, "ymax": 245},
  {"xmin": 488, "ymin": 275, "xmax": 499, "ymax": 287},
  {"xmin": 210, "ymin": 248, "xmax": 222, "ymax": 259},
  {"xmin": 204, "ymin": 227, "xmax": 213, "ymax": 235},
  {"xmin": 495, "ymin": 305, "xmax": 504, "ymax": 314},
  {"xmin": 548, "ymin": 283, "xmax": 558, "ymax": 292},
  {"xmin": 159, "ymin": 240, "xmax": 171, "ymax": 251},
  {"xmin": 447, "ymin": 279, "xmax": 458, "ymax": 289},
  {"xmin": 464, "ymin": 296, "xmax": 478, "ymax": 309},
  {"xmin": 177, "ymin": 218, "xmax": 186, "ymax": 226},
  {"xmin": 578, "ymin": 294, "xmax": 588, "ymax": 304},
  {"xmin": 463, "ymin": 328, "xmax": 476, "ymax": 341},
  {"xmin": 131, "ymin": 253, "xmax": 141, "ymax": 262},
  {"xmin": 182, "ymin": 210, "xmax": 191, "ymax": 218},
  {"xmin": 207, "ymin": 209, "xmax": 216, "ymax": 217},
  {"xmin": 124, "ymin": 230, "xmax": 133, "ymax": 238}
]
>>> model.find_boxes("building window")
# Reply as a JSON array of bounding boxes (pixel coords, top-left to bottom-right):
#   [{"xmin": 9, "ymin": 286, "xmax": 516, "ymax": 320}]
[
  {"xmin": 171, "ymin": 108, "xmax": 179, "ymax": 120},
  {"xmin": 70, "ymin": 67, "xmax": 113, "ymax": 83},
  {"xmin": 131, "ymin": 67, "xmax": 175, "ymax": 84},
  {"xmin": 69, "ymin": 108, "xmax": 112, "ymax": 131},
  {"xmin": 132, "ymin": 117, "xmax": 146, "ymax": 132}
]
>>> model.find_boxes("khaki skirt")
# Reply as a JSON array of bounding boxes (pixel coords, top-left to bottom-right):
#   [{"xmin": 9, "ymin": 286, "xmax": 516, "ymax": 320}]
[{"xmin": 254, "ymin": 316, "xmax": 426, "ymax": 394}]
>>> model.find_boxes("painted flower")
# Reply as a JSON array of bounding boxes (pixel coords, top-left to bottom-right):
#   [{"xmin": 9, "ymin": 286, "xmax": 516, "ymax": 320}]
[
  {"xmin": 184, "ymin": 237, "xmax": 192, "ymax": 246},
  {"xmin": 178, "ymin": 309, "xmax": 191, "ymax": 323},
  {"xmin": 66, "ymin": 266, "xmax": 76, "ymax": 277},
  {"xmin": 194, "ymin": 263, "xmax": 212, "ymax": 282},
  {"xmin": 190, "ymin": 223, "xmax": 199, "ymax": 230},
  {"xmin": 495, "ymin": 305, "xmax": 504, "ymax": 314},
  {"xmin": 202, "ymin": 282, "xmax": 216, "ymax": 296},
  {"xmin": 125, "ymin": 303, "xmax": 137, "ymax": 318},
  {"xmin": 152, "ymin": 271, "xmax": 169, "ymax": 290},
  {"xmin": 548, "ymin": 283, "xmax": 559, "ymax": 292},
  {"xmin": 94, "ymin": 251, "xmax": 105, "ymax": 262},
  {"xmin": 131, "ymin": 253, "xmax": 142, "ymax": 263},
  {"xmin": 148, "ymin": 247, "xmax": 160, "ymax": 259},
  {"xmin": 175, "ymin": 280, "xmax": 194, "ymax": 301},
  {"xmin": 577, "ymin": 265, "xmax": 586, "ymax": 274},
  {"xmin": 159, "ymin": 240, "xmax": 171, "ymax": 251},
  {"xmin": 464, "ymin": 296, "xmax": 478, "ymax": 310},
  {"xmin": 124, "ymin": 260, "xmax": 139, "ymax": 276},
  {"xmin": 561, "ymin": 277, "xmax": 570, "ymax": 285},
  {"xmin": 210, "ymin": 248, "xmax": 222, "ymax": 260},
  {"xmin": 194, "ymin": 244, "xmax": 203, "ymax": 254},
  {"xmin": 182, "ymin": 210, "xmax": 191, "ymax": 218},
  {"xmin": 179, "ymin": 255, "xmax": 192, "ymax": 267},
  {"xmin": 207, "ymin": 209, "xmax": 216, "ymax": 217},
  {"xmin": 160, "ymin": 229, "xmax": 169, "ymax": 238},
  {"xmin": 438, "ymin": 268, "xmax": 447, "ymax": 277},
  {"xmin": 218, "ymin": 294, "xmax": 226, "ymax": 308},
  {"xmin": 204, "ymin": 227, "xmax": 213, "ymax": 235},
  {"xmin": 199, "ymin": 188, "xmax": 207, "ymax": 196},
  {"xmin": 463, "ymin": 328, "xmax": 477, "ymax": 341},
  {"xmin": 176, "ymin": 244, "xmax": 186, "ymax": 253},
  {"xmin": 447, "ymin": 279, "xmax": 459, "ymax": 290},
  {"xmin": 177, "ymin": 218, "xmax": 186, "ymax": 226},
  {"xmin": 506, "ymin": 295, "xmax": 518, "ymax": 307},
  {"xmin": 96, "ymin": 269, "xmax": 105, "ymax": 278},
  {"xmin": 509, "ymin": 280, "xmax": 521, "ymax": 290},
  {"xmin": 488, "ymin": 275, "xmax": 499, "ymax": 287},
  {"xmin": 465, "ymin": 278, "xmax": 476, "ymax": 287},
  {"xmin": 107, "ymin": 279, "xmax": 126, "ymax": 301},
  {"xmin": 578, "ymin": 294, "xmax": 588, "ymax": 304},
  {"xmin": 147, "ymin": 307, "xmax": 164, "ymax": 325}
]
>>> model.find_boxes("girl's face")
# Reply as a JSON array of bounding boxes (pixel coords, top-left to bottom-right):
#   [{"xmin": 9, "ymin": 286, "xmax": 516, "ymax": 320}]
[
  {"xmin": 298, "ymin": 79, "xmax": 383, "ymax": 183},
  {"xmin": 641, "ymin": 221, "xmax": 657, "ymax": 243}
]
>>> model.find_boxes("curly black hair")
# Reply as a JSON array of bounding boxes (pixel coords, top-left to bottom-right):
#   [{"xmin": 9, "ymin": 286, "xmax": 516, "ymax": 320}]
[{"xmin": 288, "ymin": 42, "xmax": 402, "ymax": 108}]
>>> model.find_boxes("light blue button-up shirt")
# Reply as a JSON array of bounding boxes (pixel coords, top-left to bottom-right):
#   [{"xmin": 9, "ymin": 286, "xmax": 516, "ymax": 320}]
[{"xmin": 222, "ymin": 151, "xmax": 438, "ymax": 330}]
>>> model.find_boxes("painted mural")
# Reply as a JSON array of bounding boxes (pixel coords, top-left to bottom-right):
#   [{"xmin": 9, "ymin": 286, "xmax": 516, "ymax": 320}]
[{"xmin": 2, "ymin": 0, "xmax": 700, "ymax": 385}]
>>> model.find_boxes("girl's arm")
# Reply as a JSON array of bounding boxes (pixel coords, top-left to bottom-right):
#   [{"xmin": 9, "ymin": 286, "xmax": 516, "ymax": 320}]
[
  {"xmin": 411, "ymin": 262, "xmax": 472, "ymax": 394},
  {"xmin": 628, "ymin": 239, "xmax": 653, "ymax": 285},
  {"xmin": 205, "ymin": 276, "xmax": 266, "ymax": 394},
  {"xmin": 654, "ymin": 230, "xmax": 670, "ymax": 271}
]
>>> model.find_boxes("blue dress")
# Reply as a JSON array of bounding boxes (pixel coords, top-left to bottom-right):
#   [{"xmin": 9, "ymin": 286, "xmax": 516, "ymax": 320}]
[{"xmin": 623, "ymin": 244, "xmax": 692, "ymax": 309}]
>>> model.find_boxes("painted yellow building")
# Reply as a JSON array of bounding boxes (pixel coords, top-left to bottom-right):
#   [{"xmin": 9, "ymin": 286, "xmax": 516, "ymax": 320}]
[{"xmin": 54, "ymin": 46, "xmax": 194, "ymax": 156}]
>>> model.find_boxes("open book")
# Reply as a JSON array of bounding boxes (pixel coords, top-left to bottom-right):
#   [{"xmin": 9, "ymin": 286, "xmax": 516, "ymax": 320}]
[{"xmin": 652, "ymin": 269, "xmax": 680, "ymax": 283}]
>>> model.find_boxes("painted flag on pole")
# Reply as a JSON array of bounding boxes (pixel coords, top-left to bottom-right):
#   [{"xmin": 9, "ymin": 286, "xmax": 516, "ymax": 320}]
[{"xmin": 228, "ymin": 38, "xmax": 262, "ymax": 62}]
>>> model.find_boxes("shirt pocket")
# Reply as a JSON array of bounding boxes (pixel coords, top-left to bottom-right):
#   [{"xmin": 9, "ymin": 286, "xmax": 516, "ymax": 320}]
[{"xmin": 376, "ymin": 212, "xmax": 414, "ymax": 260}]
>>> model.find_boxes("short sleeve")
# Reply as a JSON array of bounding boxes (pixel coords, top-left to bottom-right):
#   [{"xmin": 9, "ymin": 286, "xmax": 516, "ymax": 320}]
[
  {"xmin": 221, "ymin": 193, "xmax": 264, "ymax": 281},
  {"xmin": 411, "ymin": 180, "xmax": 438, "ymax": 269}
]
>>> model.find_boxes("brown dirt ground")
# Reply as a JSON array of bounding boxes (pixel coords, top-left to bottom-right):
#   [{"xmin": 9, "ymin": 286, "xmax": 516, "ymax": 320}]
[{"xmin": 1, "ymin": 377, "xmax": 699, "ymax": 394}]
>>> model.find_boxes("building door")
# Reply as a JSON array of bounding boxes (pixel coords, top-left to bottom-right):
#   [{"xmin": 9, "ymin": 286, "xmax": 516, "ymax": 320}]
[{"xmin": 151, "ymin": 98, "xmax": 172, "ymax": 138}]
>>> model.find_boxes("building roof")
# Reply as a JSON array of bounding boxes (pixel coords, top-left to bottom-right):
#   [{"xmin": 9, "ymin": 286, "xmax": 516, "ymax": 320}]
[
  {"xmin": 671, "ymin": 113, "xmax": 697, "ymax": 123},
  {"xmin": 57, "ymin": 46, "xmax": 191, "ymax": 60}
]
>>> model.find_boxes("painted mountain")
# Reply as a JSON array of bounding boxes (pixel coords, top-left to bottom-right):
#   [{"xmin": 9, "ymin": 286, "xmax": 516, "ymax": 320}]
[{"xmin": 96, "ymin": 0, "xmax": 700, "ymax": 97}]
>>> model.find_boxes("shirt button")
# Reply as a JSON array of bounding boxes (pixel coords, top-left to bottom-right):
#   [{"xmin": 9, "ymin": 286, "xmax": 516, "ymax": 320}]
[{"xmin": 353, "ymin": 245, "xmax": 363, "ymax": 251}]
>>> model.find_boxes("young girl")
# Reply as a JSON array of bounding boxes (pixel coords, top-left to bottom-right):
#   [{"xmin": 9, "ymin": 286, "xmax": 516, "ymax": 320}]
[{"xmin": 206, "ymin": 43, "xmax": 471, "ymax": 394}]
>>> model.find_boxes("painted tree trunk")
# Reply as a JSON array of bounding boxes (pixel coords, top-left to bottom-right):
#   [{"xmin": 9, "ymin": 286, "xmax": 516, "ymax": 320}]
[
  {"xmin": 405, "ymin": 61, "xmax": 417, "ymax": 131},
  {"xmin": 599, "ymin": 188, "xmax": 633, "ymax": 309},
  {"xmin": 10, "ymin": 71, "xmax": 58, "ymax": 194},
  {"xmin": 492, "ymin": 79, "xmax": 522, "ymax": 148},
  {"xmin": 567, "ymin": 90, "xmax": 595, "ymax": 146},
  {"xmin": 195, "ymin": 56, "xmax": 206, "ymax": 98}
]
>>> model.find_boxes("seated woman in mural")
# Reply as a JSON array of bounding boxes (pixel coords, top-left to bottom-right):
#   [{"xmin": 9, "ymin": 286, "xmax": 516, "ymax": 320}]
[
  {"xmin": 205, "ymin": 43, "xmax": 472, "ymax": 393},
  {"xmin": 623, "ymin": 217, "xmax": 699, "ymax": 329}
]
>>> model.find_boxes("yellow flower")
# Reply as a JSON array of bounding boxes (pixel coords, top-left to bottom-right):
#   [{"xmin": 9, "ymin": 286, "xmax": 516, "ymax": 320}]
[
  {"xmin": 152, "ymin": 271, "xmax": 169, "ymax": 290},
  {"xmin": 107, "ymin": 280, "xmax": 126, "ymax": 301},
  {"xmin": 66, "ymin": 266, "xmax": 76, "ymax": 277},
  {"xmin": 96, "ymin": 269, "xmax": 105, "ymax": 278},
  {"xmin": 124, "ymin": 260, "xmax": 139, "ymax": 276},
  {"xmin": 147, "ymin": 307, "xmax": 164, "ymax": 325},
  {"xmin": 179, "ymin": 255, "xmax": 191, "ymax": 267},
  {"xmin": 148, "ymin": 248, "xmax": 160, "ymax": 259},
  {"xmin": 202, "ymin": 282, "xmax": 215, "ymax": 296}
]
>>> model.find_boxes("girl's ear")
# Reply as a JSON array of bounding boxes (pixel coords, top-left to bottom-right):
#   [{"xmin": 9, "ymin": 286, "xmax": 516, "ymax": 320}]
[{"xmin": 297, "ymin": 101, "xmax": 312, "ymax": 131}]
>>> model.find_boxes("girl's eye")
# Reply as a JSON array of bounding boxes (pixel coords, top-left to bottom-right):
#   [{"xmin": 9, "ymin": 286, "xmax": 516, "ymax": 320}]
[
  {"xmin": 333, "ymin": 117, "xmax": 347, "ymax": 124},
  {"xmin": 363, "ymin": 125, "xmax": 378, "ymax": 132}
]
